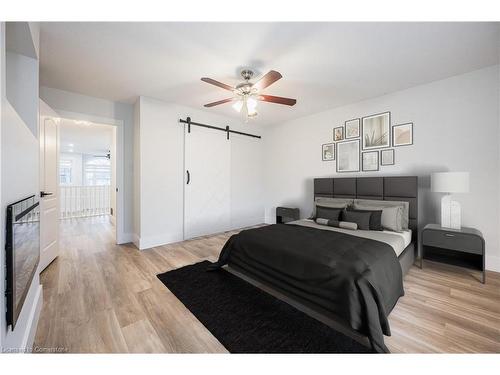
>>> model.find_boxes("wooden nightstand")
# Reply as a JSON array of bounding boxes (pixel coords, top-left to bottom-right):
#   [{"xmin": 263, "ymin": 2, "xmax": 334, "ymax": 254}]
[
  {"xmin": 276, "ymin": 207, "xmax": 300, "ymax": 224},
  {"xmin": 421, "ymin": 224, "xmax": 485, "ymax": 283}
]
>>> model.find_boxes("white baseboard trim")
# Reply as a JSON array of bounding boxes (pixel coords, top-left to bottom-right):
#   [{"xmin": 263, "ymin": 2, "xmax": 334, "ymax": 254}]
[
  {"xmin": 118, "ymin": 232, "xmax": 135, "ymax": 245},
  {"xmin": 230, "ymin": 216, "xmax": 266, "ymax": 230},
  {"xmin": 486, "ymin": 255, "xmax": 500, "ymax": 273},
  {"xmin": 134, "ymin": 233, "xmax": 184, "ymax": 250},
  {"xmin": 22, "ymin": 284, "xmax": 43, "ymax": 351}
]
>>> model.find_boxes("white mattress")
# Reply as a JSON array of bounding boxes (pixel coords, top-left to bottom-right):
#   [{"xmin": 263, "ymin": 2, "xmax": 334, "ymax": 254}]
[{"xmin": 289, "ymin": 219, "xmax": 412, "ymax": 257}]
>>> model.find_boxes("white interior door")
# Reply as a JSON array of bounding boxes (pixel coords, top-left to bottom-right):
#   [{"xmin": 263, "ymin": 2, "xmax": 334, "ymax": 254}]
[
  {"xmin": 39, "ymin": 116, "xmax": 59, "ymax": 271},
  {"xmin": 184, "ymin": 125, "xmax": 231, "ymax": 239}
]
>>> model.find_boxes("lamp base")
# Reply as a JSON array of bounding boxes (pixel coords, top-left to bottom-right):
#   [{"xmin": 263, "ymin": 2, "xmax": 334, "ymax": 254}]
[
  {"xmin": 449, "ymin": 200, "xmax": 461, "ymax": 230},
  {"xmin": 441, "ymin": 195, "xmax": 451, "ymax": 228},
  {"xmin": 440, "ymin": 194, "xmax": 462, "ymax": 229}
]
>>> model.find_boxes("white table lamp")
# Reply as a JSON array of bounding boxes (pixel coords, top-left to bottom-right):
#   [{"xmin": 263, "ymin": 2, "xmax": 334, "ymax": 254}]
[{"xmin": 431, "ymin": 172, "xmax": 469, "ymax": 229}]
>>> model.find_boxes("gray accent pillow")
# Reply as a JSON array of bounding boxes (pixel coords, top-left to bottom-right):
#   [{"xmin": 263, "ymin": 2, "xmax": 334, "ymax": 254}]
[
  {"xmin": 311, "ymin": 197, "xmax": 353, "ymax": 218},
  {"xmin": 342, "ymin": 210, "xmax": 371, "ymax": 230},
  {"xmin": 354, "ymin": 199, "xmax": 409, "ymax": 230},
  {"xmin": 315, "ymin": 206, "xmax": 342, "ymax": 221},
  {"xmin": 347, "ymin": 208, "xmax": 383, "ymax": 231},
  {"xmin": 354, "ymin": 204, "xmax": 403, "ymax": 232},
  {"xmin": 314, "ymin": 218, "xmax": 358, "ymax": 230}
]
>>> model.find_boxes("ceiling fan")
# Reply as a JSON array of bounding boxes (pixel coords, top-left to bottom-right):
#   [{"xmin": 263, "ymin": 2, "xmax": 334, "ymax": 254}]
[{"xmin": 201, "ymin": 69, "xmax": 297, "ymax": 121}]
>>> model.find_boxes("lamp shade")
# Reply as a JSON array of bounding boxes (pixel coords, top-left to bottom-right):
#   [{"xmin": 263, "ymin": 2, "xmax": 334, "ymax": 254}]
[{"xmin": 431, "ymin": 172, "xmax": 469, "ymax": 193}]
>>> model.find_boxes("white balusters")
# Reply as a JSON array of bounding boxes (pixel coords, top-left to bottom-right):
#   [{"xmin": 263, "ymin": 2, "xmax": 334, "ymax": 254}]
[{"xmin": 59, "ymin": 185, "xmax": 111, "ymax": 219}]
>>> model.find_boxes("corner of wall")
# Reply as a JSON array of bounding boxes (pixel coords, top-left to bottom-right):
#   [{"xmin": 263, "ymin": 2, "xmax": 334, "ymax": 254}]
[
  {"xmin": 133, "ymin": 97, "xmax": 141, "ymax": 241},
  {"xmin": 27, "ymin": 22, "xmax": 40, "ymax": 60}
]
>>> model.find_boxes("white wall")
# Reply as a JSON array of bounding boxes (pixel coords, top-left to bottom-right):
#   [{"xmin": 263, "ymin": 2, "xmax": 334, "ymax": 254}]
[
  {"xmin": 263, "ymin": 66, "xmax": 500, "ymax": 272},
  {"xmin": 134, "ymin": 96, "xmax": 264, "ymax": 249},
  {"xmin": 6, "ymin": 51, "xmax": 38, "ymax": 137},
  {"xmin": 1, "ymin": 22, "xmax": 42, "ymax": 352},
  {"xmin": 39, "ymin": 86, "xmax": 134, "ymax": 240}
]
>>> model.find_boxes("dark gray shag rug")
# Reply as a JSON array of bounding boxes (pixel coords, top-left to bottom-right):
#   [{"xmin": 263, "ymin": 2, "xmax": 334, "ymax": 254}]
[{"xmin": 157, "ymin": 261, "xmax": 373, "ymax": 353}]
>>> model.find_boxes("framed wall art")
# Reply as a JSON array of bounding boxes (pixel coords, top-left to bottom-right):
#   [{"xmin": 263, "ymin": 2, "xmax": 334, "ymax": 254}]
[
  {"xmin": 380, "ymin": 149, "xmax": 395, "ymax": 165},
  {"xmin": 362, "ymin": 111, "xmax": 390, "ymax": 150},
  {"xmin": 336, "ymin": 139, "xmax": 360, "ymax": 173},
  {"xmin": 322, "ymin": 143, "xmax": 335, "ymax": 161},
  {"xmin": 345, "ymin": 118, "xmax": 360, "ymax": 139},
  {"xmin": 362, "ymin": 151, "xmax": 379, "ymax": 171},
  {"xmin": 392, "ymin": 123, "xmax": 413, "ymax": 146},
  {"xmin": 333, "ymin": 126, "xmax": 344, "ymax": 141}
]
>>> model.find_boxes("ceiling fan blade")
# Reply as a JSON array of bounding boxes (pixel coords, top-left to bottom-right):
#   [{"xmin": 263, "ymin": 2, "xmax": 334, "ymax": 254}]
[
  {"xmin": 252, "ymin": 70, "xmax": 282, "ymax": 91},
  {"xmin": 201, "ymin": 77, "xmax": 234, "ymax": 91},
  {"xmin": 257, "ymin": 95, "xmax": 297, "ymax": 106},
  {"xmin": 204, "ymin": 98, "xmax": 235, "ymax": 107}
]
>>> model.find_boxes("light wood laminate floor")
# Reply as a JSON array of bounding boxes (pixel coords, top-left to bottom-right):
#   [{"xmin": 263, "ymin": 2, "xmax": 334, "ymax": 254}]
[{"xmin": 34, "ymin": 216, "xmax": 500, "ymax": 353}]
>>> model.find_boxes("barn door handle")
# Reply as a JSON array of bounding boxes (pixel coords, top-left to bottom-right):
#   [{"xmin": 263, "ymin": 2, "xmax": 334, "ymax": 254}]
[
  {"xmin": 186, "ymin": 170, "xmax": 190, "ymax": 185},
  {"xmin": 40, "ymin": 191, "xmax": 53, "ymax": 197}
]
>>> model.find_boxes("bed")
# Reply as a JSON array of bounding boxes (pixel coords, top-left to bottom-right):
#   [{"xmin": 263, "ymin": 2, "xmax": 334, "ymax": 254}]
[{"xmin": 210, "ymin": 176, "xmax": 418, "ymax": 353}]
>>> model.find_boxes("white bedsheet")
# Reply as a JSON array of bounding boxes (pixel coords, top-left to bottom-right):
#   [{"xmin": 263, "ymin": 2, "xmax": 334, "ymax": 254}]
[{"xmin": 288, "ymin": 219, "xmax": 412, "ymax": 257}]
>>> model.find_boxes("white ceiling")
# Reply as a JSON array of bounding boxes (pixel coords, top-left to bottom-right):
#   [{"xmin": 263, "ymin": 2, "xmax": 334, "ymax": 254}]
[
  {"xmin": 40, "ymin": 22, "xmax": 499, "ymax": 126},
  {"xmin": 59, "ymin": 118, "xmax": 113, "ymax": 155}
]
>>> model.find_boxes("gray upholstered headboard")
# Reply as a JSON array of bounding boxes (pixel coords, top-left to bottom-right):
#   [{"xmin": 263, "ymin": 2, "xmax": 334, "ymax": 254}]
[{"xmin": 313, "ymin": 176, "xmax": 418, "ymax": 241}]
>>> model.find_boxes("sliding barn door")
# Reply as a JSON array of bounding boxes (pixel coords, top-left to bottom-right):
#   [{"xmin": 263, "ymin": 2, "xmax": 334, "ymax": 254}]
[{"xmin": 184, "ymin": 125, "xmax": 231, "ymax": 239}]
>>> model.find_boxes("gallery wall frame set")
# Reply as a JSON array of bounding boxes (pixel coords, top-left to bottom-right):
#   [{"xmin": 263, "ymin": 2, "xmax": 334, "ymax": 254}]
[{"xmin": 322, "ymin": 110, "xmax": 413, "ymax": 173}]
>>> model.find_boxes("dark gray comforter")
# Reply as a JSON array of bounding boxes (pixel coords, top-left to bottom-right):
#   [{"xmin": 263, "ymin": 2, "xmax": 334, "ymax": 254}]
[{"xmin": 209, "ymin": 223, "xmax": 404, "ymax": 353}]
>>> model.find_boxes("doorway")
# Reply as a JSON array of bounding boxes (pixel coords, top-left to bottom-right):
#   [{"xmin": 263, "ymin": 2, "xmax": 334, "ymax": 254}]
[
  {"xmin": 58, "ymin": 118, "xmax": 117, "ymax": 235},
  {"xmin": 38, "ymin": 105, "xmax": 125, "ymax": 274}
]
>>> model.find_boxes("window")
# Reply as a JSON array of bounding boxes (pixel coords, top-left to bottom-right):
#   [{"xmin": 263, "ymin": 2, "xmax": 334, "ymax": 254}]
[
  {"xmin": 83, "ymin": 156, "xmax": 111, "ymax": 186},
  {"xmin": 59, "ymin": 159, "xmax": 73, "ymax": 185}
]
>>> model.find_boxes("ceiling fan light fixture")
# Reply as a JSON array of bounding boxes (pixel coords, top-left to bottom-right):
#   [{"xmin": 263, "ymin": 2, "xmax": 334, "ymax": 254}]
[
  {"xmin": 246, "ymin": 96, "xmax": 258, "ymax": 112},
  {"xmin": 201, "ymin": 69, "xmax": 296, "ymax": 120},
  {"xmin": 232, "ymin": 100, "xmax": 243, "ymax": 112}
]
